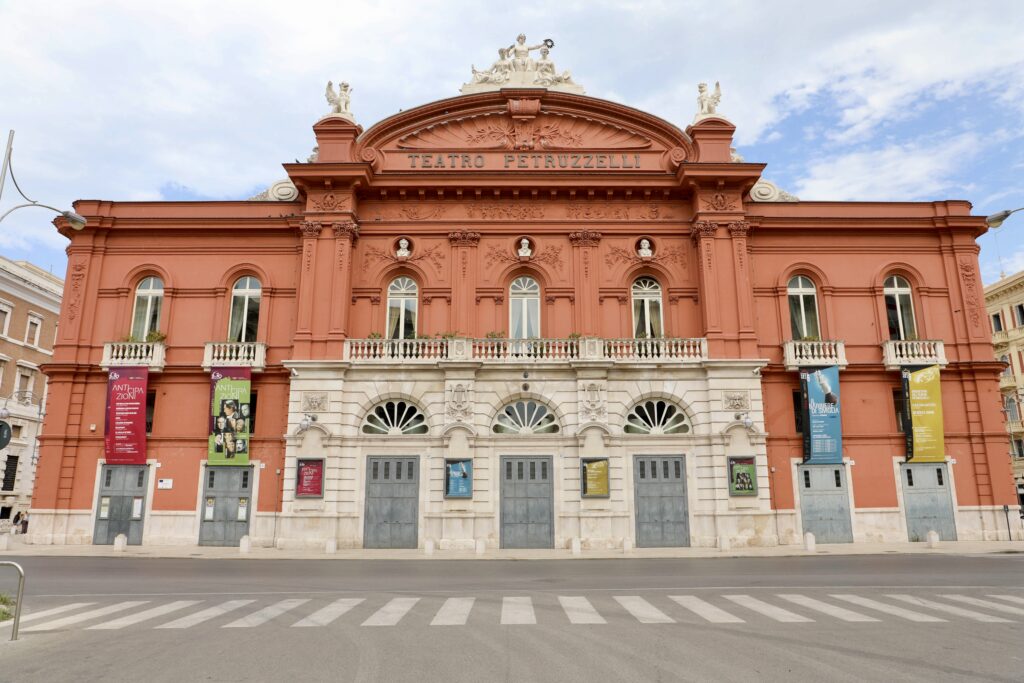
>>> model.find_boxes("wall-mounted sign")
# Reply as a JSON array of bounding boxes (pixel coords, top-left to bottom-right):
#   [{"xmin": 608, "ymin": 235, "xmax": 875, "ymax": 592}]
[
  {"xmin": 157, "ymin": 478, "xmax": 173, "ymax": 490},
  {"xmin": 728, "ymin": 456, "xmax": 758, "ymax": 496},
  {"xmin": 0, "ymin": 421, "xmax": 10, "ymax": 450},
  {"xmin": 801, "ymin": 366, "xmax": 843, "ymax": 465},
  {"xmin": 104, "ymin": 367, "xmax": 149, "ymax": 464},
  {"xmin": 207, "ymin": 367, "xmax": 251, "ymax": 466},
  {"xmin": 401, "ymin": 152, "xmax": 651, "ymax": 171},
  {"xmin": 445, "ymin": 459, "xmax": 473, "ymax": 498},
  {"xmin": 581, "ymin": 458, "xmax": 610, "ymax": 498},
  {"xmin": 296, "ymin": 459, "xmax": 324, "ymax": 498},
  {"xmin": 904, "ymin": 365, "xmax": 946, "ymax": 462}
]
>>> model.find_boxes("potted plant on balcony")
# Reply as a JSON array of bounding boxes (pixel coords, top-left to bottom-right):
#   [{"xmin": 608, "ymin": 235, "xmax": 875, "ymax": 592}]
[{"xmin": 145, "ymin": 330, "xmax": 167, "ymax": 344}]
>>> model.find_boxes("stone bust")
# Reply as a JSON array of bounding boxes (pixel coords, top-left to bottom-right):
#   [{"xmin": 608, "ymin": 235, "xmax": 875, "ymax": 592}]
[
  {"xmin": 396, "ymin": 238, "xmax": 411, "ymax": 258},
  {"xmin": 638, "ymin": 238, "xmax": 653, "ymax": 258},
  {"xmin": 517, "ymin": 237, "xmax": 533, "ymax": 257}
]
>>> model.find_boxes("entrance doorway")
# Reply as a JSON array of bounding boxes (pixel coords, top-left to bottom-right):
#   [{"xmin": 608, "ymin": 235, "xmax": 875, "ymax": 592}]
[
  {"xmin": 633, "ymin": 455, "xmax": 689, "ymax": 547},
  {"xmin": 500, "ymin": 456, "xmax": 554, "ymax": 549},
  {"xmin": 198, "ymin": 466, "xmax": 253, "ymax": 547},
  {"xmin": 900, "ymin": 462, "xmax": 957, "ymax": 541},
  {"xmin": 364, "ymin": 456, "xmax": 419, "ymax": 549},
  {"xmin": 93, "ymin": 464, "xmax": 149, "ymax": 545},
  {"xmin": 797, "ymin": 464, "xmax": 854, "ymax": 543}
]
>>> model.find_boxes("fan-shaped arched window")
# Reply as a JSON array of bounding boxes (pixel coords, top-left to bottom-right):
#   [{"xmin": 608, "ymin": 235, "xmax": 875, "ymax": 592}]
[
  {"xmin": 624, "ymin": 399, "xmax": 692, "ymax": 435},
  {"xmin": 387, "ymin": 277, "xmax": 418, "ymax": 340},
  {"xmin": 632, "ymin": 277, "xmax": 663, "ymax": 338},
  {"xmin": 493, "ymin": 399, "xmax": 560, "ymax": 434},
  {"xmin": 228, "ymin": 276, "xmax": 261, "ymax": 343},
  {"xmin": 131, "ymin": 276, "xmax": 164, "ymax": 340},
  {"xmin": 510, "ymin": 276, "xmax": 540, "ymax": 340},
  {"xmin": 883, "ymin": 275, "xmax": 916, "ymax": 340},
  {"xmin": 787, "ymin": 275, "xmax": 820, "ymax": 340},
  {"xmin": 361, "ymin": 399, "xmax": 428, "ymax": 435}
]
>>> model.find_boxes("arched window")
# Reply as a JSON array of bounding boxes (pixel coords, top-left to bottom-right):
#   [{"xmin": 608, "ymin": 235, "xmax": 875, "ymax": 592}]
[
  {"xmin": 493, "ymin": 399, "xmax": 560, "ymax": 434},
  {"xmin": 787, "ymin": 275, "xmax": 820, "ymax": 340},
  {"xmin": 510, "ymin": 276, "xmax": 540, "ymax": 339},
  {"xmin": 624, "ymin": 398, "xmax": 692, "ymax": 435},
  {"xmin": 632, "ymin": 277, "xmax": 663, "ymax": 338},
  {"xmin": 1007, "ymin": 397, "xmax": 1020, "ymax": 422},
  {"xmin": 361, "ymin": 399, "xmax": 428, "ymax": 435},
  {"xmin": 883, "ymin": 275, "xmax": 916, "ymax": 340},
  {"xmin": 228, "ymin": 276, "xmax": 261, "ymax": 343},
  {"xmin": 130, "ymin": 276, "xmax": 164, "ymax": 340},
  {"xmin": 386, "ymin": 277, "xmax": 418, "ymax": 339}
]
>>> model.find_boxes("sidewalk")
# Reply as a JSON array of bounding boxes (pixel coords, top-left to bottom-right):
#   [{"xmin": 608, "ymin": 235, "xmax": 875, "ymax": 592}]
[{"xmin": 2, "ymin": 534, "xmax": 1022, "ymax": 561}]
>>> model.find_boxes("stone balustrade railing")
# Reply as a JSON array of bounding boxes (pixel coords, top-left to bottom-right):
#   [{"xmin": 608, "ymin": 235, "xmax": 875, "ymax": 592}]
[
  {"xmin": 100, "ymin": 341, "xmax": 166, "ymax": 372},
  {"xmin": 881, "ymin": 339, "xmax": 947, "ymax": 369},
  {"xmin": 344, "ymin": 338, "xmax": 449, "ymax": 361},
  {"xmin": 1007, "ymin": 419, "xmax": 1024, "ymax": 434},
  {"xmin": 602, "ymin": 337, "xmax": 707, "ymax": 361},
  {"xmin": 202, "ymin": 342, "xmax": 268, "ymax": 371},
  {"xmin": 782, "ymin": 339, "xmax": 848, "ymax": 370}
]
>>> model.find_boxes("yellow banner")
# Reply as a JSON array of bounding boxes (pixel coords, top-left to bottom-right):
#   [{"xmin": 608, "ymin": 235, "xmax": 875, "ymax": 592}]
[{"xmin": 908, "ymin": 365, "xmax": 945, "ymax": 462}]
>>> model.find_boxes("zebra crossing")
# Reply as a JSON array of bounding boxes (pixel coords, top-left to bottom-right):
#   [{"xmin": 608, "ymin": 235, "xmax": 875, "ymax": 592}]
[{"xmin": 15, "ymin": 591, "xmax": 1024, "ymax": 633}]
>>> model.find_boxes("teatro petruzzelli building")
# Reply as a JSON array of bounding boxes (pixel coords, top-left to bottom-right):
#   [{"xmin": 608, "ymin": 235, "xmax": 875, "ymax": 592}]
[{"xmin": 28, "ymin": 38, "xmax": 1018, "ymax": 550}]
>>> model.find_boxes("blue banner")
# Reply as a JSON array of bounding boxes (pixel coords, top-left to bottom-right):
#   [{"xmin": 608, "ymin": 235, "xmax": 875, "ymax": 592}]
[
  {"xmin": 445, "ymin": 460, "xmax": 472, "ymax": 498},
  {"xmin": 802, "ymin": 366, "xmax": 843, "ymax": 464}
]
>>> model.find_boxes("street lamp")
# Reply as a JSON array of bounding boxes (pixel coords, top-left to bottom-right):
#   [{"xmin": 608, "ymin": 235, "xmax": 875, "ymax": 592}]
[
  {"xmin": 986, "ymin": 207, "xmax": 1024, "ymax": 229},
  {"xmin": 0, "ymin": 130, "xmax": 86, "ymax": 230}
]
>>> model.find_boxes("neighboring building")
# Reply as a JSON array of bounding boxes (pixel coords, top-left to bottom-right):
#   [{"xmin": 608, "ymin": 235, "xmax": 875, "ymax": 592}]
[
  {"xmin": 0, "ymin": 255, "xmax": 62, "ymax": 528},
  {"xmin": 984, "ymin": 271, "xmax": 1024, "ymax": 505},
  {"xmin": 28, "ymin": 42, "xmax": 1017, "ymax": 549}
]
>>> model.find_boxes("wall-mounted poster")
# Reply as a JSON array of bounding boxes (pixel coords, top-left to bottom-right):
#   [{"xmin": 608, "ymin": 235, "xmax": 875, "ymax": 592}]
[
  {"xmin": 104, "ymin": 367, "xmax": 149, "ymax": 464},
  {"xmin": 728, "ymin": 456, "xmax": 758, "ymax": 496},
  {"xmin": 801, "ymin": 366, "xmax": 843, "ymax": 464},
  {"xmin": 208, "ymin": 367, "xmax": 251, "ymax": 466},
  {"xmin": 296, "ymin": 459, "xmax": 324, "ymax": 497},
  {"xmin": 445, "ymin": 459, "xmax": 473, "ymax": 498},
  {"xmin": 904, "ymin": 365, "xmax": 945, "ymax": 462},
  {"xmin": 581, "ymin": 458, "xmax": 610, "ymax": 498}
]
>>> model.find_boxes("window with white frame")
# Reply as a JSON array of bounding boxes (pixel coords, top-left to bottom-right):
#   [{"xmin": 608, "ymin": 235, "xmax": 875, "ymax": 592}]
[
  {"xmin": 631, "ymin": 277, "xmax": 663, "ymax": 338},
  {"xmin": 1013, "ymin": 439, "xmax": 1024, "ymax": 457},
  {"xmin": 130, "ymin": 276, "xmax": 164, "ymax": 340},
  {"xmin": 386, "ymin": 277, "xmax": 418, "ymax": 340},
  {"xmin": 228, "ymin": 277, "xmax": 261, "ymax": 343},
  {"xmin": 1006, "ymin": 397, "xmax": 1020, "ymax": 422},
  {"xmin": 510, "ymin": 276, "xmax": 540, "ymax": 339},
  {"xmin": 1016, "ymin": 304, "xmax": 1024, "ymax": 327},
  {"xmin": 788, "ymin": 275, "xmax": 821, "ymax": 340},
  {"xmin": 15, "ymin": 369, "xmax": 32, "ymax": 400},
  {"xmin": 992, "ymin": 313, "xmax": 1004, "ymax": 333},
  {"xmin": 883, "ymin": 275, "xmax": 917, "ymax": 340},
  {"xmin": 24, "ymin": 315, "xmax": 42, "ymax": 347},
  {"xmin": 0, "ymin": 301, "xmax": 11, "ymax": 337}
]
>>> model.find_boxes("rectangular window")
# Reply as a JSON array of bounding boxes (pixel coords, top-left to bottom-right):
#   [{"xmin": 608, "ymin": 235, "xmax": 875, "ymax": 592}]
[
  {"xmin": 247, "ymin": 391, "xmax": 258, "ymax": 434},
  {"xmin": 1016, "ymin": 304, "xmax": 1024, "ymax": 327},
  {"xmin": 15, "ymin": 371, "xmax": 31, "ymax": 398},
  {"xmin": 0, "ymin": 507, "xmax": 10, "ymax": 520},
  {"xmin": 792, "ymin": 390, "xmax": 804, "ymax": 434},
  {"xmin": 1, "ymin": 455, "xmax": 18, "ymax": 491},
  {"xmin": 893, "ymin": 389, "xmax": 908, "ymax": 433},
  {"xmin": 25, "ymin": 316, "xmax": 41, "ymax": 346},
  {"xmin": 0, "ymin": 305, "xmax": 10, "ymax": 336},
  {"xmin": 1014, "ymin": 440, "xmax": 1024, "ymax": 457},
  {"xmin": 992, "ymin": 313, "xmax": 1004, "ymax": 333},
  {"xmin": 145, "ymin": 390, "xmax": 156, "ymax": 435},
  {"xmin": 11, "ymin": 425, "xmax": 22, "ymax": 439}
]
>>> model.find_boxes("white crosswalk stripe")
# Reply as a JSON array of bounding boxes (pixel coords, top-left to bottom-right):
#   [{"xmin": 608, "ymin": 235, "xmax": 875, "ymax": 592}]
[
  {"xmin": 501, "ymin": 597, "xmax": 536, "ymax": 625},
  {"xmin": 23, "ymin": 601, "xmax": 149, "ymax": 632},
  {"xmin": 293, "ymin": 598, "xmax": 364, "ymax": 627},
  {"xmin": 830, "ymin": 595, "xmax": 946, "ymax": 622},
  {"xmin": 431, "ymin": 598, "xmax": 476, "ymax": 626},
  {"xmin": 723, "ymin": 595, "xmax": 813, "ymax": 622},
  {"xmin": 886, "ymin": 595, "xmax": 1012, "ymax": 623},
  {"xmin": 223, "ymin": 599, "xmax": 310, "ymax": 628},
  {"xmin": 669, "ymin": 595, "xmax": 744, "ymax": 623},
  {"xmin": 941, "ymin": 595, "xmax": 1024, "ymax": 616},
  {"xmin": 559, "ymin": 596, "xmax": 605, "ymax": 624},
  {"xmin": 776, "ymin": 595, "xmax": 878, "ymax": 622},
  {"xmin": 988, "ymin": 594, "xmax": 1024, "ymax": 607},
  {"xmin": 363, "ymin": 597, "xmax": 419, "ymax": 626},
  {"xmin": 88, "ymin": 601, "xmax": 203, "ymax": 630},
  {"xmin": 156, "ymin": 600, "xmax": 255, "ymax": 629},
  {"xmin": 19, "ymin": 603, "xmax": 96, "ymax": 623},
  {"xmin": 614, "ymin": 596, "xmax": 674, "ymax": 624}
]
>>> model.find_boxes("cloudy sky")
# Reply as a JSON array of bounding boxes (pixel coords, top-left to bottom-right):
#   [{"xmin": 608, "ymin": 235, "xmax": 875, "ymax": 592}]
[{"xmin": 1, "ymin": 1, "xmax": 1022, "ymax": 283}]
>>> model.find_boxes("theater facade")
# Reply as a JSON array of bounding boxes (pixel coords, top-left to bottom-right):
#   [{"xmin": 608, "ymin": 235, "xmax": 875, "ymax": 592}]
[{"xmin": 29, "ymin": 44, "xmax": 1018, "ymax": 549}]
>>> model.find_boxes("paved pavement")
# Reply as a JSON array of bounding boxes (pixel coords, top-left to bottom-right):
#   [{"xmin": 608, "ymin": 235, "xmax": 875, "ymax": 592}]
[{"xmin": 0, "ymin": 554, "xmax": 1023, "ymax": 682}]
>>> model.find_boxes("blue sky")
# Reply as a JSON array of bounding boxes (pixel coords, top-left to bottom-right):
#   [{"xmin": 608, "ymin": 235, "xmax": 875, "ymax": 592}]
[{"xmin": 1, "ymin": 0, "xmax": 1022, "ymax": 283}]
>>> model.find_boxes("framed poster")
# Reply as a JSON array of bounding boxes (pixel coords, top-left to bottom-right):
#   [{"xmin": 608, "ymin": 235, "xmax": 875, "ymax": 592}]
[
  {"xmin": 728, "ymin": 456, "xmax": 758, "ymax": 496},
  {"xmin": 581, "ymin": 458, "xmax": 610, "ymax": 498},
  {"xmin": 296, "ymin": 459, "xmax": 324, "ymax": 498},
  {"xmin": 445, "ymin": 459, "xmax": 473, "ymax": 498}
]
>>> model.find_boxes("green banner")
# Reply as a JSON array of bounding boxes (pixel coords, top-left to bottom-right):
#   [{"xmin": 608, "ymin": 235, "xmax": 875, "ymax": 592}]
[
  {"xmin": 906, "ymin": 365, "xmax": 945, "ymax": 462},
  {"xmin": 208, "ymin": 367, "xmax": 252, "ymax": 466}
]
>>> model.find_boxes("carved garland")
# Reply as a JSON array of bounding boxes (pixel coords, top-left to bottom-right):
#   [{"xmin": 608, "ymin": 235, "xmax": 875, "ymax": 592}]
[
  {"xmin": 362, "ymin": 242, "xmax": 446, "ymax": 274},
  {"xmin": 484, "ymin": 244, "xmax": 564, "ymax": 273},
  {"xmin": 604, "ymin": 245, "xmax": 686, "ymax": 268},
  {"xmin": 466, "ymin": 203, "xmax": 545, "ymax": 220}
]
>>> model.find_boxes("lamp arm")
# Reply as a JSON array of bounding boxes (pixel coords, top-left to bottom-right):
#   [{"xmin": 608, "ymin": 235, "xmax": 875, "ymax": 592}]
[{"xmin": 0, "ymin": 202, "xmax": 65, "ymax": 224}]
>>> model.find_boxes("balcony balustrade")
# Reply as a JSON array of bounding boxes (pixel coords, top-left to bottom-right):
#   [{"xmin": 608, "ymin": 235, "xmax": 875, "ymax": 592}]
[
  {"xmin": 202, "ymin": 342, "xmax": 268, "ymax": 371},
  {"xmin": 782, "ymin": 340, "xmax": 848, "ymax": 370},
  {"xmin": 1007, "ymin": 419, "xmax": 1024, "ymax": 434},
  {"xmin": 1000, "ymin": 373, "xmax": 1017, "ymax": 390},
  {"xmin": 992, "ymin": 330, "xmax": 1010, "ymax": 346},
  {"xmin": 881, "ymin": 339, "xmax": 947, "ymax": 370},
  {"xmin": 101, "ymin": 341, "xmax": 166, "ymax": 372}
]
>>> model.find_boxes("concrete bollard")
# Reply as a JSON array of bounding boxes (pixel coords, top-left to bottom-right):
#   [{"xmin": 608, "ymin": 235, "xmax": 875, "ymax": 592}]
[
  {"xmin": 239, "ymin": 535, "xmax": 251, "ymax": 554},
  {"xmin": 571, "ymin": 537, "xmax": 581, "ymax": 556},
  {"xmin": 622, "ymin": 538, "xmax": 633, "ymax": 554},
  {"xmin": 926, "ymin": 530, "xmax": 940, "ymax": 548},
  {"xmin": 0, "ymin": 533, "xmax": 9, "ymax": 551},
  {"xmin": 803, "ymin": 532, "xmax": 816, "ymax": 553},
  {"xmin": 718, "ymin": 535, "xmax": 731, "ymax": 552},
  {"xmin": 475, "ymin": 539, "xmax": 486, "ymax": 555},
  {"xmin": 424, "ymin": 539, "xmax": 435, "ymax": 555},
  {"xmin": 113, "ymin": 534, "xmax": 128, "ymax": 551},
  {"xmin": 325, "ymin": 539, "xmax": 337, "ymax": 554}
]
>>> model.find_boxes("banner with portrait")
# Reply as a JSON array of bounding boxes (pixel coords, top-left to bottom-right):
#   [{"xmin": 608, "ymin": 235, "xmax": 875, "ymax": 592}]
[
  {"xmin": 727, "ymin": 456, "xmax": 758, "ymax": 496},
  {"xmin": 208, "ymin": 367, "xmax": 251, "ymax": 466},
  {"xmin": 104, "ymin": 366, "xmax": 148, "ymax": 465},
  {"xmin": 904, "ymin": 365, "xmax": 945, "ymax": 462},
  {"xmin": 801, "ymin": 366, "xmax": 843, "ymax": 464}
]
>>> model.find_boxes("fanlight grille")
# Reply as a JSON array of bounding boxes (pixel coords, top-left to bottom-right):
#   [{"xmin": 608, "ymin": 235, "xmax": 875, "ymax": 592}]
[
  {"xmin": 624, "ymin": 399, "xmax": 691, "ymax": 435},
  {"xmin": 493, "ymin": 400, "xmax": 560, "ymax": 434},
  {"xmin": 362, "ymin": 400, "xmax": 428, "ymax": 435}
]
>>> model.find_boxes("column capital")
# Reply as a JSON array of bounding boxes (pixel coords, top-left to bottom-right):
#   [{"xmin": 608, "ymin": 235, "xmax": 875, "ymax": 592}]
[
  {"xmin": 691, "ymin": 220, "xmax": 718, "ymax": 240},
  {"xmin": 300, "ymin": 221, "xmax": 323, "ymax": 238},
  {"xmin": 727, "ymin": 220, "xmax": 751, "ymax": 238},
  {"xmin": 569, "ymin": 230, "xmax": 602, "ymax": 247},
  {"xmin": 332, "ymin": 220, "xmax": 360, "ymax": 240}
]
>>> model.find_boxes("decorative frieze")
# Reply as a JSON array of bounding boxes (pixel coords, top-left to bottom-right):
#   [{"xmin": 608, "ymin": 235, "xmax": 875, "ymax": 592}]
[
  {"xmin": 466, "ymin": 203, "xmax": 545, "ymax": 220},
  {"xmin": 448, "ymin": 230, "xmax": 481, "ymax": 246},
  {"xmin": 568, "ymin": 230, "xmax": 602, "ymax": 246}
]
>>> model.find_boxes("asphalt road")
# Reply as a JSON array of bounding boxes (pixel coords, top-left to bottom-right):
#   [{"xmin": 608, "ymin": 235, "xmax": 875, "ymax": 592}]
[{"xmin": 1, "ymin": 553, "xmax": 1023, "ymax": 682}]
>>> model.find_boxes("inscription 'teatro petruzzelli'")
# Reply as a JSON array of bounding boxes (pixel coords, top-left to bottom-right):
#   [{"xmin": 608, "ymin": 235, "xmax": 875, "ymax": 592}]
[{"xmin": 406, "ymin": 152, "xmax": 644, "ymax": 169}]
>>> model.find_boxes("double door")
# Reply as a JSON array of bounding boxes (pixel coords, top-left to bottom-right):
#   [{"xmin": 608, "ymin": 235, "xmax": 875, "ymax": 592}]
[
  {"xmin": 500, "ymin": 456, "xmax": 553, "ymax": 549},
  {"xmin": 634, "ymin": 455, "xmax": 689, "ymax": 547},
  {"xmin": 901, "ymin": 463, "xmax": 957, "ymax": 541},
  {"xmin": 94, "ymin": 465, "xmax": 149, "ymax": 545},
  {"xmin": 364, "ymin": 456, "xmax": 419, "ymax": 549},
  {"xmin": 797, "ymin": 464, "xmax": 854, "ymax": 543},
  {"xmin": 199, "ymin": 466, "xmax": 253, "ymax": 547}
]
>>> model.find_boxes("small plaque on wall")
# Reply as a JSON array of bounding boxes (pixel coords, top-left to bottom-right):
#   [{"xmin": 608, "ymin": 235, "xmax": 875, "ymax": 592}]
[
  {"xmin": 728, "ymin": 456, "xmax": 757, "ymax": 496},
  {"xmin": 296, "ymin": 459, "xmax": 324, "ymax": 498},
  {"xmin": 581, "ymin": 458, "xmax": 610, "ymax": 498}
]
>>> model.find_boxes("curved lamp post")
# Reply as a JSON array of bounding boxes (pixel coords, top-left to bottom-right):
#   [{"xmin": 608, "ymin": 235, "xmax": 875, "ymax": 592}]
[
  {"xmin": 0, "ymin": 129, "xmax": 86, "ymax": 230},
  {"xmin": 987, "ymin": 207, "xmax": 1024, "ymax": 229}
]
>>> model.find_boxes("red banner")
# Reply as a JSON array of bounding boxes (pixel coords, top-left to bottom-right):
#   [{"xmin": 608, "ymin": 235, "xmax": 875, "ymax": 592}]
[
  {"xmin": 104, "ymin": 367, "xmax": 148, "ymax": 464},
  {"xmin": 296, "ymin": 459, "xmax": 324, "ymax": 497}
]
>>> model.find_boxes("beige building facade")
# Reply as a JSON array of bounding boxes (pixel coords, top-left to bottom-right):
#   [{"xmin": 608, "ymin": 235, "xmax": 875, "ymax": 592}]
[
  {"xmin": 0, "ymin": 255, "xmax": 62, "ymax": 529},
  {"xmin": 984, "ymin": 270, "xmax": 1024, "ymax": 505}
]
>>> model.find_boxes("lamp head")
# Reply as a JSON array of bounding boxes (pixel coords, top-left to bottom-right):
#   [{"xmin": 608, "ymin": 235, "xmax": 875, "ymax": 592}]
[
  {"xmin": 62, "ymin": 210, "xmax": 87, "ymax": 230},
  {"xmin": 0, "ymin": 407, "xmax": 9, "ymax": 419},
  {"xmin": 986, "ymin": 210, "xmax": 1012, "ymax": 229}
]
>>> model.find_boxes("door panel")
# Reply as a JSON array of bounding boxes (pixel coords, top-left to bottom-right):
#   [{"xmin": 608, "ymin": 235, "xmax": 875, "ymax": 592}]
[
  {"xmin": 797, "ymin": 464, "xmax": 854, "ymax": 544},
  {"xmin": 901, "ymin": 463, "xmax": 957, "ymax": 541},
  {"xmin": 93, "ymin": 465, "xmax": 148, "ymax": 546},
  {"xmin": 634, "ymin": 456, "xmax": 689, "ymax": 548},
  {"xmin": 199, "ymin": 466, "xmax": 253, "ymax": 547},
  {"xmin": 500, "ymin": 456, "xmax": 553, "ymax": 549},
  {"xmin": 364, "ymin": 457, "xmax": 419, "ymax": 549}
]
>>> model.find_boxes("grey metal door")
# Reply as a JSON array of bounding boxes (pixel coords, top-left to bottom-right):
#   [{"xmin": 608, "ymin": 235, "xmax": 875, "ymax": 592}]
[
  {"xmin": 93, "ymin": 465, "xmax": 149, "ymax": 545},
  {"xmin": 500, "ymin": 456, "xmax": 553, "ymax": 549},
  {"xmin": 364, "ymin": 456, "xmax": 419, "ymax": 549},
  {"xmin": 797, "ymin": 464, "xmax": 854, "ymax": 543},
  {"xmin": 634, "ymin": 455, "xmax": 689, "ymax": 548},
  {"xmin": 901, "ymin": 462, "xmax": 957, "ymax": 541},
  {"xmin": 198, "ymin": 466, "xmax": 253, "ymax": 547}
]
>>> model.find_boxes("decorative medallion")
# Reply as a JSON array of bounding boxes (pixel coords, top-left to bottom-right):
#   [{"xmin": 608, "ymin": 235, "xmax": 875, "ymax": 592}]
[{"xmin": 301, "ymin": 392, "xmax": 329, "ymax": 412}]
